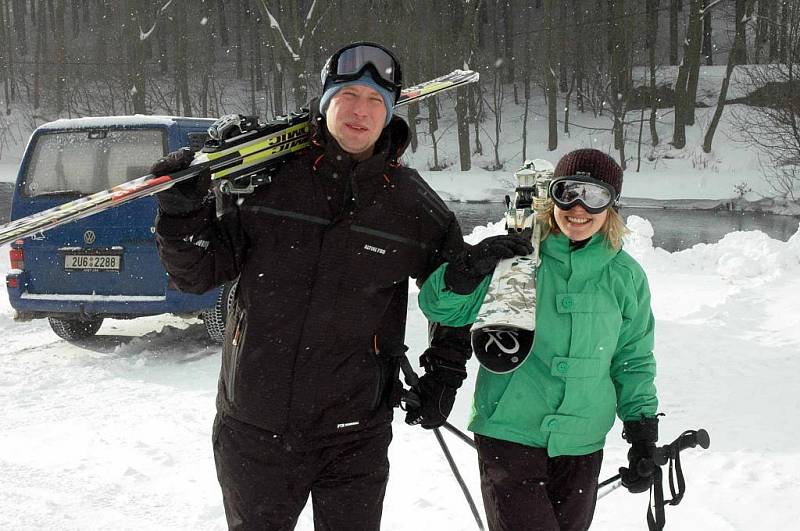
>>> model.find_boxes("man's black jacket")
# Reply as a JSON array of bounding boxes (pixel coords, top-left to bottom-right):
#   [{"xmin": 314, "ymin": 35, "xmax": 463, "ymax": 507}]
[{"xmin": 155, "ymin": 103, "xmax": 469, "ymax": 449}]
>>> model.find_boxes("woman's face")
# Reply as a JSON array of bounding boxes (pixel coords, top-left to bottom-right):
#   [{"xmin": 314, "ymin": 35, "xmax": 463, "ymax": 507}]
[{"xmin": 553, "ymin": 204, "xmax": 608, "ymax": 242}]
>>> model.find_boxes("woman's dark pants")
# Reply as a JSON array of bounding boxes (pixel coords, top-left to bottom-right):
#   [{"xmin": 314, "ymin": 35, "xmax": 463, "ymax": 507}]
[{"xmin": 475, "ymin": 434, "xmax": 603, "ymax": 531}]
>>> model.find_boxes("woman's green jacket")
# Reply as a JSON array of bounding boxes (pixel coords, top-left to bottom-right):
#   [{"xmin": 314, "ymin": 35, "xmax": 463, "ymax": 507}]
[{"xmin": 418, "ymin": 232, "xmax": 658, "ymax": 457}]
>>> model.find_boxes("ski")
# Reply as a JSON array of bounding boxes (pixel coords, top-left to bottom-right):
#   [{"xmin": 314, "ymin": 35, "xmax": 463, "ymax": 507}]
[
  {"xmin": 0, "ymin": 69, "xmax": 479, "ymax": 247},
  {"xmin": 470, "ymin": 160, "xmax": 554, "ymax": 374}
]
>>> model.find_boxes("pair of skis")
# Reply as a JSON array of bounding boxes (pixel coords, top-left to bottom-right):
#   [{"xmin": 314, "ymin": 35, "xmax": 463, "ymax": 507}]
[{"xmin": 0, "ymin": 69, "xmax": 479, "ymax": 247}]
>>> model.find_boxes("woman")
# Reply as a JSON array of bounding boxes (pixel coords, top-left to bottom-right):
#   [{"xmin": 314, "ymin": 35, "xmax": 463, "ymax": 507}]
[{"xmin": 418, "ymin": 149, "xmax": 659, "ymax": 531}]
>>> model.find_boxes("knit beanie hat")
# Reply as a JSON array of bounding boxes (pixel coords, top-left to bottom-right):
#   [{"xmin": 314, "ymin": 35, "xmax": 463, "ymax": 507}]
[
  {"xmin": 318, "ymin": 72, "xmax": 395, "ymax": 127},
  {"xmin": 553, "ymin": 148, "xmax": 624, "ymax": 198}
]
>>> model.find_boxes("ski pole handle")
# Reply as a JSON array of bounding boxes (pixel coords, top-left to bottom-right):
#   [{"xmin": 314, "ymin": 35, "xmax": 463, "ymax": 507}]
[{"xmin": 638, "ymin": 428, "xmax": 710, "ymax": 475}]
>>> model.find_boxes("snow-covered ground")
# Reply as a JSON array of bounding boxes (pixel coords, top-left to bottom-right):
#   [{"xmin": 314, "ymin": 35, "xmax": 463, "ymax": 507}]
[{"xmin": 2, "ymin": 214, "xmax": 800, "ymax": 530}]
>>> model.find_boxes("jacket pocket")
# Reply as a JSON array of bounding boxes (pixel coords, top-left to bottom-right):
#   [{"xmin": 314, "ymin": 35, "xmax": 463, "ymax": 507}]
[{"xmin": 226, "ymin": 307, "xmax": 248, "ymax": 405}]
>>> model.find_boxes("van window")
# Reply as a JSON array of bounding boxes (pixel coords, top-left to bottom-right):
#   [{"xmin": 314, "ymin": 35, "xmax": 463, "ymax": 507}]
[{"xmin": 22, "ymin": 128, "xmax": 166, "ymax": 196}]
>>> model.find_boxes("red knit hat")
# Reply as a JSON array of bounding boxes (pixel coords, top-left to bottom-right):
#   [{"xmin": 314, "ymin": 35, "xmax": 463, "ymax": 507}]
[{"xmin": 553, "ymin": 149, "xmax": 623, "ymax": 198}]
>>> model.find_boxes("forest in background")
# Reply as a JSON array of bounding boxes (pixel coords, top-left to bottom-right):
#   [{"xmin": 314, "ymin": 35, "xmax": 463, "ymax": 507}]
[{"xmin": 0, "ymin": 0, "xmax": 798, "ymax": 187}]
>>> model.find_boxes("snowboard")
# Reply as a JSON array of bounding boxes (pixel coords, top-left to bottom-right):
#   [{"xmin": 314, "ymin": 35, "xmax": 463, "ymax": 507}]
[{"xmin": 470, "ymin": 159, "xmax": 554, "ymax": 374}]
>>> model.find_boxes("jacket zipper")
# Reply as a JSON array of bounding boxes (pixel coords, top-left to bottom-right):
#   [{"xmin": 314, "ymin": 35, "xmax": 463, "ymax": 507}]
[
  {"xmin": 371, "ymin": 334, "xmax": 385, "ymax": 410},
  {"xmin": 227, "ymin": 309, "xmax": 247, "ymax": 405}
]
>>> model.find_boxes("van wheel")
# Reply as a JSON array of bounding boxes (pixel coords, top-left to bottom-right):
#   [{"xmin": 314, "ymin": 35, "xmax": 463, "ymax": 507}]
[
  {"xmin": 202, "ymin": 281, "xmax": 238, "ymax": 343},
  {"xmin": 48, "ymin": 317, "xmax": 104, "ymax": 341}
]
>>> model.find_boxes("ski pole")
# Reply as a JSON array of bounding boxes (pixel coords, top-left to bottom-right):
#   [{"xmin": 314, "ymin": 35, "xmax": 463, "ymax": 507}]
[
  {"xmin": 597, "ymin": 427, "xmax": 710, "ymax": 498},
  {"xmin": 598, "ymin": 428, "xmax": 710, "ymax": 530},
  {"xmin": 442, "ymin": 421, "xmax": 476, "ymax": 449},
  {"xmin": 433, "ymin": 427, "xmax": 486, "ymax": 531}
]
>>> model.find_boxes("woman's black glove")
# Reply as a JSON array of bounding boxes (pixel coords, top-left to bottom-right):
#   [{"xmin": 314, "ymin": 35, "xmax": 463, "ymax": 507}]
[
  {"xmin": 404, "ymin": 349, "xmax": 467, "ymax": 429},
  {"xmin": 620, "ymin": 417, "xmax": 659, "ymax": 493},
  {"xmin": 444, "ymin": 234, "xmax": 534, "ymax": 294},
  {"xmin": 151, "ymin": 147, "xmax": 211, "ymax": 216}
]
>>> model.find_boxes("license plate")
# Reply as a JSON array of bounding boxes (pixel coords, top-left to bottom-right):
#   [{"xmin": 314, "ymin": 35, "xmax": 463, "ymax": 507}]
[{"xmin": 64, "ymin": 254, "xmax": 122, "ymax": 271}]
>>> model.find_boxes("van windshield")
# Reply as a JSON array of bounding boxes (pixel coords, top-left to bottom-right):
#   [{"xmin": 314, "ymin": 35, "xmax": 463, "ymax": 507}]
[{"xmin": 22, "ymin": 128, "xmax": 166, "ymax": 197}]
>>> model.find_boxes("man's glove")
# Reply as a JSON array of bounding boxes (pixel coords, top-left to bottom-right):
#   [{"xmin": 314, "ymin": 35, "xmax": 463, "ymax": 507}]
[
  {"xmin": 151, "ymin": 147, "xmax": 211, "ymax": 216},
  {"xmin": 444, "ymin": 234, "xmax": 534, "ymax": 294},
  {"xmin": 619, "ymin": 417, "xmax": 659, "ymax": 493},
  {"xmin": 404, "ymin": 349, "xmax": 467, "ymax": 429}
]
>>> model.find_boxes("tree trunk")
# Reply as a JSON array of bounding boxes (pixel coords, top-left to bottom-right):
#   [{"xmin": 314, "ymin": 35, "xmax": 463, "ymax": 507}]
[
  {"xmin": 754, "ymin": 0, "xmax": 767, "ymax": 63},
  {"xmin": 732, "ymin": 0, "xmax": 749, "ymax": 64},
  {"xmin": 703, "ymin": 0, "xmax": 755, "ymax": 152},
  {"xmin": 454, "ymin": 0, "xmax": 481, "ymax": 171},
  {"xmin": 685, "ymin": 0, "xmax": 703, "ymax": 126},
  {"xmin": 574, "ymin": 0, "xmax": 584, "ymax": 113},
  {"xmin": 702, "ymin": 0, "xmax": 713, "ymax": 65},
  {"xmin": 174, "ymin": 0, "xmax": 191, "ymax": 116},
  {"xmin": 33, "ymin": 0, "xmax": 46, "ymax": 110},
  {"xmin": 456, "ymin": 87, "xmax": 471, "ymax": 170},
  {"xmin": 407, "ymin": 102, "xmax": 419, "ymax": 153},
  {"xmin": 768, "ymin": 0, "xmax": 779, "ymax": 61},
  {"xmin": 13, "ymin": 0, "xmax": 27, "ymax": 55},
  {"xmin": 471, "ymin": 82, "xmax": 483, "ymax": 156},
  {"xmin": 544, "ymin": 0, "xmax": 558, "ymax": 151},
  {"xmin": 522, "ymin": 71, "xmax": 530, "ymax": 161},
  {"xmin": 779, "ymin": 0, "xmax": 789, "ymax": 63},
  {"xmin": 670, "ymin": 0, "xmax": 680, "ymax": 65},
  {"xmin": 608, "ymin": 0, "xmax": 629, "ymax": 165},
  {"xmin": 501, "ymin": 0, "xmax": 514, "ymax": 83},
  {"xmin": 647, "ymin": 0, "xmax": 660, "ymax": 146},
  {"xmin": 54, "ymin": 0, "xmax": 66, "ymax": 114},
  {"xmin": 216, "ymin": 0, "xmax": 229, "ymax": 46},
  {"xmin": 428, "ymin": 98, "xmax": 440, "ymax": 170}
]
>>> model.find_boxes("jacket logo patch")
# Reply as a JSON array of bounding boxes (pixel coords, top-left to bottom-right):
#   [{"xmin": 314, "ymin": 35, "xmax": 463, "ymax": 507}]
[
  {"xmin": 337, "ymin": 421, "xmax": 361, "ymax": 429},
  {"xmin": 364, "ymin": 244, "xmax": 386, "ymax": 255}
]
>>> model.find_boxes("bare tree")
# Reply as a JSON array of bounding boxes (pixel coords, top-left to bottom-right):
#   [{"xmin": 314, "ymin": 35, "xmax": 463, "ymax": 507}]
[
  {"xmin": 703, "ymin": 0, "xmax": 755, "ymax": 153},
  {"xmin": 732, "ymin": 0, "xmax": 749, "ymax": 63},
  {"xmin": 670, "ymin": 0, "xmax": 681, "ymax": 65},
  {"xmin": 702, "ymin": 0, "xmax": 714, "ymax": 65},
  {"xmin": 607, "ymin": 0, "xmax": 633, "ymax": 168},
  {"xmin": 729, "ymin": 2, "xmax": 800, "ymax": 198},
  {"xmin": 685, "ymin": 0, "xmax": 704, "ymax": 125},
  {"xmin": 543, "ymin": 0, "xmax": 558, "ymax": 151},
  {"xmin": 672, "ymin": 0, "xmax": 702, "ymax": 148},
  {"xmin": 647, "ymin": 0, "xmax": 660, "ymax": 147},
  {"xmin": 256, "ymin": 0, "xmax": 332, "ymax": 109}
]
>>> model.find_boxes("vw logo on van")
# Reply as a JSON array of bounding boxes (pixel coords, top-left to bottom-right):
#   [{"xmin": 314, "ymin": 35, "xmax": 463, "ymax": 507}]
[{"xmin": 83, "ymin": 230, "xmax": 96, "ymax": 245}]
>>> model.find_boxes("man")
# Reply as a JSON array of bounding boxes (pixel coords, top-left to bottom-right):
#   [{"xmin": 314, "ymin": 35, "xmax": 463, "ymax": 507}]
[{"xmin": 152, "ymin": 42, "xmax": 471, "ymax": 530}]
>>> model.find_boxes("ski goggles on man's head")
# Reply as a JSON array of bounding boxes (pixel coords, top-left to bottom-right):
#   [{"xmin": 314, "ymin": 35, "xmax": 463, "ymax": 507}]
[
  {"xmin": 548, "ymin": 174, "xmax": 618, "ymax": 214},
  {"xmin": 321, "ymin": 42, "xmax": 402, "ymax": 102}
]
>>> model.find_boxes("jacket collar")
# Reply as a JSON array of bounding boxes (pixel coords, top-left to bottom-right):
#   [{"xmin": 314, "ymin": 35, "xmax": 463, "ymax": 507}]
[{"xmin": 541, "ymin": 232, "xmax": 619, "ymax": 274}]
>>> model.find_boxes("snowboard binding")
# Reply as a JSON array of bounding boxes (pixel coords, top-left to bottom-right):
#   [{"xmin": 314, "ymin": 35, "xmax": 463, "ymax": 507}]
[{"xmin": 471, "ymin": 159, "xmax": 554, "ymax": 374}]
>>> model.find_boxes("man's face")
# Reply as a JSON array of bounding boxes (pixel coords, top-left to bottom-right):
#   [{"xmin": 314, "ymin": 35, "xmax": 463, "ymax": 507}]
[{"xmin": 325, "ymin": 84, "xmax": 387, "ymax": 161}]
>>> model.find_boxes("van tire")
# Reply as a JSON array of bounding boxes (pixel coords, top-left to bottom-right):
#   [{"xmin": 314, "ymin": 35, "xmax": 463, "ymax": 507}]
[
  {"xmin": 202, "ymin": 281, "xmax": 238, "ymax": 343},
  {"xmin": 48, "ymin": 317, "xmax": 104, "ymax": 340}
]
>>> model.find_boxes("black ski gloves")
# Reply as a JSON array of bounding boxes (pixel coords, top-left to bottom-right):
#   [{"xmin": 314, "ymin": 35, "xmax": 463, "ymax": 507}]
[
  {"xmin": 620, "ymin": 416, "xmax": 659, "ymax": 493},
  {"xmin": 404, "ymin": 348, "xmax": 468, "ymax": 429},
  {"xmin": 151, "ymin": 147, "xmax": 211, "ymax": 216},
  {"xmin": 444, "ymin": 234, "xmax": 534, "ymax": 294}
]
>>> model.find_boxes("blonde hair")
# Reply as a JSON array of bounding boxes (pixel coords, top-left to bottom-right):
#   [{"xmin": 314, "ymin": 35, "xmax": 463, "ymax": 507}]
[{"xmin": 537, "ymin": 204, "xmax": 629, "ymax": 250}]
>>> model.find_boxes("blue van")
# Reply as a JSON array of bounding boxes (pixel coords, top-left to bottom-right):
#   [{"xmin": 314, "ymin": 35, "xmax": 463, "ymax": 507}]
[{"xmin": 5, "ymin": 115, "xmax": 232, "ymax": 341}]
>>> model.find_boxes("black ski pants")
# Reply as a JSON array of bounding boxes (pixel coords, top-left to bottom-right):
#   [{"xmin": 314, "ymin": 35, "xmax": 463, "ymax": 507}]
[
  {"xmin": 212, "ymin": 414, "xmax": 392, "ymax": 531},
  {"xmin": 475, "ymin": 434, "xmax": 603, "ymax": 531}
]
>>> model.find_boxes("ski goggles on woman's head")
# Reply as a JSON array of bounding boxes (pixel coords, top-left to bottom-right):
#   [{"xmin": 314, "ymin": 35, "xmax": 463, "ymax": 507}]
[
  {"xmin": 548, "ymin": 174, "xmax": 618, "ymax": 214},
  {"xmin": 321, "ymin": 42, "xmax": 403, "ymax": 102}
]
